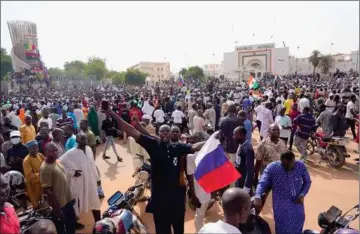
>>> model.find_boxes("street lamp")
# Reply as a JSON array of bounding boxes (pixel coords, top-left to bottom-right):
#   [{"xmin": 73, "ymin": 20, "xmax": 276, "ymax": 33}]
[
  {"xmin": 330, "ymin": 43, "xmax": 334, "ymax": 55},
  {"xmin": 296, "ymin": 46, "xmax": 300, "ymax": 72}
]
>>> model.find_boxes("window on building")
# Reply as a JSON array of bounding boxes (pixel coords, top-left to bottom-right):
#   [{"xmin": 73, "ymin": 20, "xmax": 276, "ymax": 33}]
[
  {"xmin": 161, "ymin": 67, "xmax": 163, "ymax": 71},
  {"xmin": 157, "ymin": 68, "xmax": 160, "ymax": 71},
  {"xmin": 161, "ymin": 75, "xmax": 163, "ymax": 78},
  {"xmin": 158, "ymin": 75, "xmax": 160, "ymax": 78}
]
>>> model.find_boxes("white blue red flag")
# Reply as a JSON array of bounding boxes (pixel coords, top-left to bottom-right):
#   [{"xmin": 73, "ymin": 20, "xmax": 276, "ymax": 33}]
[
  {"xmin": 194, "ymin": 131, "xmax": 241, "ymax": 193},
  {"xmin": 177, "ymin": 75, "xmax": 184, "ymax": 86}
]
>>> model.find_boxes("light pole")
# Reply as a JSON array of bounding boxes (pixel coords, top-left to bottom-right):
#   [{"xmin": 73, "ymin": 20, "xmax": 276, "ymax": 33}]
[
  {"xmin": 212, "ymin": 53, "xmax": 215, "ymax": 78},
  {"xmin": 330, "ymin": 43, "xmax": 334, "ymax": 55},
  {"xmin": 296, "ymin": 46, "xmax": 300, "ymax": 72}
]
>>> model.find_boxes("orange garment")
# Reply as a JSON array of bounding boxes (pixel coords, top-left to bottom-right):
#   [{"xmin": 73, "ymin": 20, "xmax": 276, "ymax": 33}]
[
  {"xmin": 19, "ymin": 108, "xmax": 25, "ymax": 124},
  {"xmin": 82, "ymin": 107, "xmax": 89, "ymax": 119}
]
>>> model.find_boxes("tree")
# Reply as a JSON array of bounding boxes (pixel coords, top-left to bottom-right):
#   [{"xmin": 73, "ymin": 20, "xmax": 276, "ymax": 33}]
[
  {"xmin": 48, "ymin": 67, "xmax": 65, "ymax": 77},
  {"xmin": 185, "ymin": 66, "xmax": 204, "ymax": 79},
  {"xmin": 319, "ymin": 54, "xmax": 335, "ymax": 74},
  {"xmin": 84, "ymin": 56, "xmax": 108, "ymax": 80},
  {"xmin": 0, "ymin": 48, "xmax": 13, "ymax": 80},
  {"xmin": 63, "ymin": 60, "xmax": 85, "ymax": 76},
  {"xmin": 108, "ymin": 70, "xmax": 126, "ymax": 84},
  {"xmin": 124, "ymin": 69, "xmax": 147, "ymax": 85},
  {"xmin": 179, "ymin": 68, "xmax": 187, "ymax": 77},
  {"xmin": 308, "ymin": 50, "xmax": 321, "ymax": 77}
]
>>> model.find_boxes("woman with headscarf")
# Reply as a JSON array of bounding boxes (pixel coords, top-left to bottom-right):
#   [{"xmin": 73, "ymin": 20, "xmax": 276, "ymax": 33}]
[{"xmin": 87, "ymin": 106, "xmax": 100, "ymax": 138}]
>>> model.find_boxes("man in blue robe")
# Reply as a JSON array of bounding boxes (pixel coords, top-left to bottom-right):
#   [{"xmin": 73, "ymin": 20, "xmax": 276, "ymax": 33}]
[{"xmin": 254, "ymin": 151, "xmax": 311, "ymax": 234}]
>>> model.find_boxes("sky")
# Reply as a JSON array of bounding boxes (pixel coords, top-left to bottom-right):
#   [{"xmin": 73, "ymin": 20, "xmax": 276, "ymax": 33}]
[{"xmin": 1, "ymin": 1, "xmax": 359, "ymax": 73}]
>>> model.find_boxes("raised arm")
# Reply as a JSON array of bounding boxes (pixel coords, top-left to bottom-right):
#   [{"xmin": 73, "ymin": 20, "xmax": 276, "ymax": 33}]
[{"xmin": 106, "ymin": 109, "xmax": 141, "ymax": 141}]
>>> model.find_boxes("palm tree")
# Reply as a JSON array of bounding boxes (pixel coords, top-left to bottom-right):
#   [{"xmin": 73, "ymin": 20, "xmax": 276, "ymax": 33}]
[
  {"xmin": 179, "ymin": 68, "xmax": 187, "ymax": 77},
  {"xmin": 319, "ymin": 54, "xmax": 335, "ymax": 74},
  {"xmin": 308, "ymin": 50, "xmax": 322, "ymax": 77}
]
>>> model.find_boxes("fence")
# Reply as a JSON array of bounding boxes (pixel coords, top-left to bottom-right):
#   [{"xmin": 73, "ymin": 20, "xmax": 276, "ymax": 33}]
[{"xmin": 0, "ymin": 78, "xmax": 112, "ymax": 93}]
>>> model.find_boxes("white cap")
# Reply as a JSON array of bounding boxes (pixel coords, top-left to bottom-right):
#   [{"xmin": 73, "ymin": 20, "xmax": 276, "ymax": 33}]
[
  {"xmin": 142, "ymin": 115, "xmax": 151, "ymax": 120},
  {"xmin": 10, "ymin": 131, "xmax": 21, "ymax": 138}
]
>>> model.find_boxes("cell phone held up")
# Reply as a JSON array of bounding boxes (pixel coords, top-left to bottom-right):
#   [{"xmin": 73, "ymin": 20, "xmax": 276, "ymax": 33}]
[{"xmin": 101, "ymin": 100, "xmax": 109, "ymax": 112}]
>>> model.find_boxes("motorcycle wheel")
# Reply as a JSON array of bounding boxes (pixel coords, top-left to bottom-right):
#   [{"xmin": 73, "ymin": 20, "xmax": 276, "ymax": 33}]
[
  {"xmin": 306, "ymin": 141, "xmax": 315, "ymax": 156},
  {"xmin": 327, "ymin": 148, "xmax": 346, "ymax": 168}
]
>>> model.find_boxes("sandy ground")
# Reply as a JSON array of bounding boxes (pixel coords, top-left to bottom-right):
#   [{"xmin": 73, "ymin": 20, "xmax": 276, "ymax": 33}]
[{"xmin": 77, "ymin": 131, "xmax": 359, "ymax": 233}]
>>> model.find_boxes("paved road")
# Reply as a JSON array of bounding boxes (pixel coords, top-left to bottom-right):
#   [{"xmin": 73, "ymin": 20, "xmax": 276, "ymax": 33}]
[{"xmin": 77, "ymin": 131, "xmax": 359, "ymax": 233}]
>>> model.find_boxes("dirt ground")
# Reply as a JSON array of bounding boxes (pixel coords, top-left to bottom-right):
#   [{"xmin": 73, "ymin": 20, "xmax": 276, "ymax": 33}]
[{"xmin": 77, "ymin": 131, "xmax": 359, "ymax": 233}]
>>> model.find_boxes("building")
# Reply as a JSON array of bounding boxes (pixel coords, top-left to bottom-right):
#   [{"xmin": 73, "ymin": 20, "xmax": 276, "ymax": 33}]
[
  {"xmin": 289, "ymin": 51, "xmax": 360, "ymax": 74},
  {"xmin": 8, "ymin": 20, "xmax": 42, "ymax": 72},
  {"xmin": 130, "ymin": 62, "xmax": 171, "ymax": 83},
  {"xmin": 203, "ymin": 63, "xmax": 224, "ymax": 78},
  {"xmin": 223, "ymin": 43, "xmax": 290, "ymax": 81}
]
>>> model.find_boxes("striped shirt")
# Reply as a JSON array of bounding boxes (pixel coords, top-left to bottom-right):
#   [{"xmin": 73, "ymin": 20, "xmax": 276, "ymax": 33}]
[
  {"xmin": 56, "ymin": 117, "xmax": 74, "ymax": 128},
  {"xmin": 293, "ymin": 113, "xmax": 316, "ymax": 140}
]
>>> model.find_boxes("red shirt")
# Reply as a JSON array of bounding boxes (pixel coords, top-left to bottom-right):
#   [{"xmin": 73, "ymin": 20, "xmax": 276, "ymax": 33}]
[
  {"xmin": 288, "ymin": 109, "xmax": 301, "ymax": 130},
  {"xmin": 0, "ymin": 203, "xmax": 20, "ymax": 234}
]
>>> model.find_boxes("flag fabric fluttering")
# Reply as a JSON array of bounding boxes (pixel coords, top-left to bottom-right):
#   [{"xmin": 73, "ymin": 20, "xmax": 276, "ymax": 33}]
[
  {"xmin": 247, "ymin": 75, "xmax": 259, "ymax": 89},
  {"xmin": 194, "ymin": 132, "xmax": 241, "ymax": 193},
  {"xmin": 178, "ymin": 75, "xmax": 184, "ymax": 86}
]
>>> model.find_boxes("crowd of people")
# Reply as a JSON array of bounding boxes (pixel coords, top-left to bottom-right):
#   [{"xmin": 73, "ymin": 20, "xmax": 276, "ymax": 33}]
[{"xmin": 0, "ymin": 71, "xmax": 359, "ymax": 234}]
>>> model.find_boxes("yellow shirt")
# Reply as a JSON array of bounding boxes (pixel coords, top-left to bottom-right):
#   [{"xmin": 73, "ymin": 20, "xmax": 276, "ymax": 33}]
[
  {"xmin": 284, "ymin": 99, "xmax": 294, "ymax": 115},
  {"xmin": 23, "ymin": 153, "xmax": 45, "ymax": 208},
  {"xmin": 19, "ymin": 124, "xmax": 36, "ymax": 144}
]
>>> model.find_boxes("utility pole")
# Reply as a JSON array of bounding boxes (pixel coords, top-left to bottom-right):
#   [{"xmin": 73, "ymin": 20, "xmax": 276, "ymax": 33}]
[{"xmin": 330, "ymin": 43, "xmax": 334, "ymax": 55}]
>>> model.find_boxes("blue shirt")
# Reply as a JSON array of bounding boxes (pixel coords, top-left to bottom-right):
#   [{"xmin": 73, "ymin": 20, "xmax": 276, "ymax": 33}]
[
  {"xmin": 67, "ymin": 112, "xmax": 78, "ymax": 129},
  {"xmin": 243, "ymin": 119, "xmax": 252, "ymax": 142},
  {"xmin": 65, "ymin": 135, "xmax": 77, "ymax": 152},
  {"xmin": 235, "ymin": 140, "xmax": 254, "ymax": 189},
  {"xmin": 242, "ymin": 98, "xmax": 252, "ymax": 110}
]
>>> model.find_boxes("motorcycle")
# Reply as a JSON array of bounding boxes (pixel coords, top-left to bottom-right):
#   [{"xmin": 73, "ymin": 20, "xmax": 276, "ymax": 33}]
[
  {"xmin": 4, "ymin": 170, "xmax": 28, "ymax": 210},
  {"xmin": 93, "ymin": 183, "xmax": 150, "ymax": 234},
  {"xmin": 132, "ymin": 154, "xmax": 151, "ymax": 201},
  {"xmin": 18, "ymin": 205, "xmax": 53, "ymax": 234},
  {"xmin": 307, "ymin": 132, "xmax": 349, "ymax": 168},
  {"xmin": 303, "ymin": 204, "xmax": 359, "ymax": 234}
]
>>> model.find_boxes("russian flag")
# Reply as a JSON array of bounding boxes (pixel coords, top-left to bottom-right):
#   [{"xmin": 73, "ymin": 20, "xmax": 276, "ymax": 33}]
[
  {"xmin": 194, "ymin": 132, "xmax": 241, "ymax": 193},
  {"xmin": 178, "ymin": 75, "xmax": 184, "ymax": 86}
]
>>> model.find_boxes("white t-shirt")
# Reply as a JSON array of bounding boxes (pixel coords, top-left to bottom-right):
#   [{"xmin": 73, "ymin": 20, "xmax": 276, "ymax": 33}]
[
  {"xmin": 275, "ymin": 115, "xmax": 292, "ymax": 138},
  {"xmin": 254, "ymin": 105, "xmax": 263, "ymax": 122},
  {"xmin": 345, "ymin": 101, "xmax": 355, "ymax": 119},
  {"xmin": 172, "ymin": 110, "xmax": 185, "ymax": 124},
  {"xmin": 199, "ymin": 220, "xmax": 241, "ymax": 234},
  {"xmin": 37, "ymin": 117, "xmax": 53, "ymax": 129},
  {"xmin": 153, "ymin": 109, "xmax": 165, "ymax": 123},
  {"xmin": 186, "ymin": 153, "xmax": 211, "ymax": 204},
  {"xmin": 193, "ymin": 116, "xmax": 205, "ymax": 133},
  {"xmin": 74, "ymin": 108, "xmax": 84, "ymax": 125}
]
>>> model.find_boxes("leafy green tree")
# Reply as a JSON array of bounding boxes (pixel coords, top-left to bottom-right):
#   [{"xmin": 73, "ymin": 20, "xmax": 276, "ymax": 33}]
[
  {"xmin": 108, "ymin": 70, "xmax": 126, "ymax": 84},
  {"xmin": 179, "ymin": 68, "xmax": 187, "ymax": 77},
  {"xmin": 0, "ymin": 48, "xmax": 13, "ymax": 80},
  {"xmin": 319, "ymin": 54, "xmax": 335, "ymax": 74},
  {"xmin": 84, "ymin": 56, "xmax": 108, "ymax": 80},
  {"xmin": 308, "ymin": 50, "xmax": 321, "ymax": 77},
  {"xmin": 185, "ymin": 66, "xmax": 205, "ymax": 79},
  {"xmin": 63, "ymin": 60, "xmax": 85, "ymax": 76},
  {"xmin": 48, "ymin": 67, "xmax": 64, "ymax": 77},
  {"xmin": 124, "ymin": 69, "xmax": 147, "ymax": 85}
]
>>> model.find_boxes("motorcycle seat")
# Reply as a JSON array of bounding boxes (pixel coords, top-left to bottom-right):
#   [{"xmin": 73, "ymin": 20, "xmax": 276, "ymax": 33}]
[{"xmin": 322, "ymin": 136, "xmax": 332, "ymax": 142}]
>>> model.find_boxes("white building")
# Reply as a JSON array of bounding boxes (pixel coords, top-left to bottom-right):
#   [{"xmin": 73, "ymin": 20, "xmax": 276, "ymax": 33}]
[
  {"xmin": 129, "ymin": 62, "xmax": 171, "ymax": 83},
  {"xmin": 203, "ymin": 63, "xmax": 224, "ymax": 78},
  {"xmin": 223, "ymin": 43, "xmax": 290, "ymax": 81},
  {"xmin": 289, "ymin": 51, "xmax": 360, "ymax": 74}
]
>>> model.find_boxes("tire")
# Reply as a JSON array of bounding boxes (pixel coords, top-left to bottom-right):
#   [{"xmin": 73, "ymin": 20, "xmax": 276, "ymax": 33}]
[
  {"xmin": 327, "ymin": 148, "xmax": 346, "ymax": 168},
  {"xmin": 306, "ymin": 141, "xmax": 315, "ymax": 156}
]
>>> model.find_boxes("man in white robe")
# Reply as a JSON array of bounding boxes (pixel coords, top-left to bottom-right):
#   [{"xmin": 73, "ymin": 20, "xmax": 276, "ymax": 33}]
[
  {"xmin": 59, "ymin": 133, "xmax": 101, "ymax": 223},
  {"xmin": 141, "ymin": 100, "xmax": 155, "ymax": 117}
]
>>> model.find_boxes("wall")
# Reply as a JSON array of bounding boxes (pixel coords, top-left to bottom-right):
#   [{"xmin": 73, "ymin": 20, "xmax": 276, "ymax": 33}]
[
  {"xmin": 223, "ymin": 51, "xmax": 238, "ymax": 80},
  {"xmin": 272, "ymin": 47, "xmax": 290, "ymax": 75}
]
